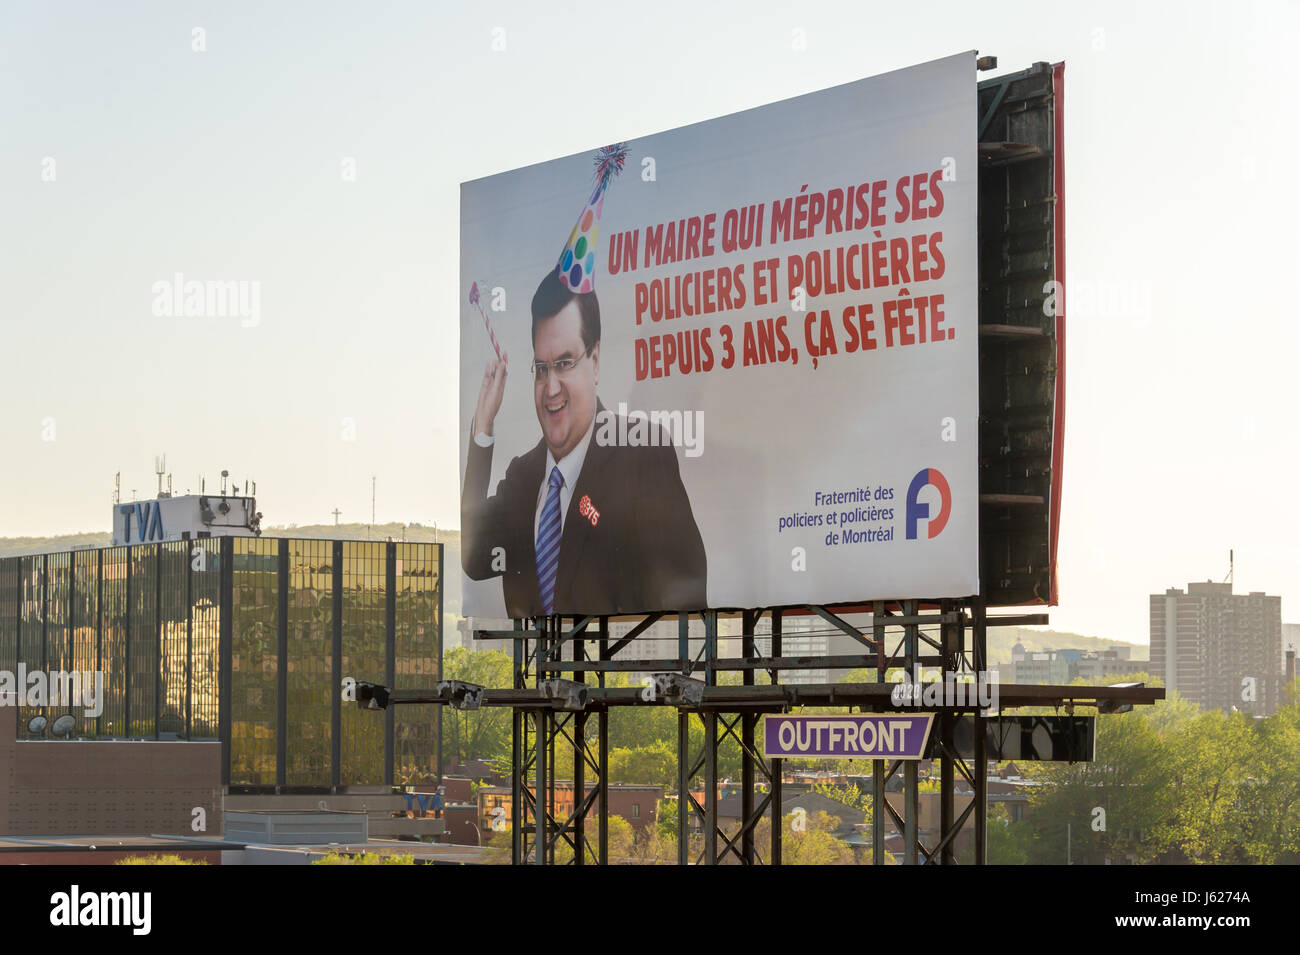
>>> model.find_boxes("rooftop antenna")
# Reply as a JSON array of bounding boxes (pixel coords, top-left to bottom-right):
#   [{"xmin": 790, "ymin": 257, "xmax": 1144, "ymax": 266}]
[
  {"xmin": 113, "ymin": 472, "xmax": 121, "ymax": 507},
  {"xmin": 154, "ymin": 455, "xmax": 166, "ymax": 496},
  {"xmin": 166, "ymin": 473, "xmax": 172, "ymax": 496},
  {"xmin": 1223, "ymin": 549, "xmax": 1234, "ymax": 589},
  {"xmin": 221, "ymin": 469, "xmax": 229, "ymax": 496},
  {"xmin": 332, "ymin": 508, "xmax": 341, "ymax": 526}
]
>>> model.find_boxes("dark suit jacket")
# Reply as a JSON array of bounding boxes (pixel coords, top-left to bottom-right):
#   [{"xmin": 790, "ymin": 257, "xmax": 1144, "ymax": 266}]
[{"xmin": 461, "ymin": 404, "xmax": 707, "ymax": 617}]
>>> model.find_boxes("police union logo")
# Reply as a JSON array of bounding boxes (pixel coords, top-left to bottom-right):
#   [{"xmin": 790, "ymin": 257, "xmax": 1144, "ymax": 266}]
[{"xmin": 905, "ymin": 467, "xmax": 951, "ymax": 540}]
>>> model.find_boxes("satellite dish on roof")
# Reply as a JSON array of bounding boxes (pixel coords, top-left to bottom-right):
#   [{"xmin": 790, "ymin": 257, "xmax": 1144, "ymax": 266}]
[
  {"xmin": 51, "ymin": 715, "xmax": 76, "ymax": 738},
  {"xmin": 26, "ymin": 715, "xmax": 47, "ymax": 737}
]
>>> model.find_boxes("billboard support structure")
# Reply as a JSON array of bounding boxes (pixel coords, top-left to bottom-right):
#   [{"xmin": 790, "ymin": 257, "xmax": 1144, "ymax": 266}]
[
  {"xmin": 485, "ymin": 596, "xmax": 999, "ymax": 865},
  {"xmin": 386, "ymin": 595, "xmax": 1164, "ymax": 865}
]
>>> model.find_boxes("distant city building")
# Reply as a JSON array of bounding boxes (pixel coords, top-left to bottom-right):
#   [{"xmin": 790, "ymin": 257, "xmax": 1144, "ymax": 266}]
[
  {"xmin": 1074, "ymin": 647, "xmax": 1142, "ymax": 682},
  {"xmin": 1149, "ymin": 581, "xmax": 1283, "ymax": 716},
  {"xmin": 754, "ymin": 616, "xmax": 830, "ymax": 684},
  {"xmin": 1008, "ymin": 641, "xmax": 1147, "ymax": 685},
  {"xmin": 1009, "ymin": 643, "xmax": 1072, "ymax": 685}
]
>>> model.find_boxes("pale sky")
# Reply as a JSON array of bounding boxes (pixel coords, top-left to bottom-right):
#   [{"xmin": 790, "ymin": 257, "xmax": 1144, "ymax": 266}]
[{"xmin": 3, "ymin": 0, "xmax": 1297, "ymax": 645}]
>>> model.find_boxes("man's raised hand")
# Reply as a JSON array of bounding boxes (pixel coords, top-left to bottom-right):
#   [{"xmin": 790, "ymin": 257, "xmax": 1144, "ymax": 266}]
[{"xmin": 475, "ymin": 350, "xmax": 508, "ymax": 437}]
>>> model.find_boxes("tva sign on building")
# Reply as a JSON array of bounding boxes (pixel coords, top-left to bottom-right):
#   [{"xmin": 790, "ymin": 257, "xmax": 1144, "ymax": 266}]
[{"xmin": 111, "ymin": 494, "xmax": 262, "ymax": 546}]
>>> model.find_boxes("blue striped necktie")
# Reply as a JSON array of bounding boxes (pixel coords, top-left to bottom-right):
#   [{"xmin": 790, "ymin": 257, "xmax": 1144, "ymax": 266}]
[{"xmin": 535, "ymin": 465, "xmax": 563, "ymax": 615}]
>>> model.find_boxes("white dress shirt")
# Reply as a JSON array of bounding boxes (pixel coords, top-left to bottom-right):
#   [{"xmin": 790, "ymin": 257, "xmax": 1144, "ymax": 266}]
[
  {"xmin": 533, "ymin": 414, "xmax": 596, "ymax": 544},
  {"xmin": 473, "ymin": 413, "xmax": 597, "ymax": 546}
]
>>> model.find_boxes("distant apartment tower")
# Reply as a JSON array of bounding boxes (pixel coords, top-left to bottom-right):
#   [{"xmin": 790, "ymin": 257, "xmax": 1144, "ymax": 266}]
[{"xmin": 1149, "ymin": 582, "xmax": 1283, "ymax": 715}]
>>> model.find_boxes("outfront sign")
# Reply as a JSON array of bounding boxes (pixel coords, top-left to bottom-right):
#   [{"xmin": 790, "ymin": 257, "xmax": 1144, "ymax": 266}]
[{"xmin": 761, "ymin": 713, "xmax": 935, "ymax": 760}]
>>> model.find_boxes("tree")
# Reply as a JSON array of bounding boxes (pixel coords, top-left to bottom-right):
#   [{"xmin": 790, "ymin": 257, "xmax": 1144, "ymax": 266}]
[
  {"xmin": 607, "ymin": 815, "xmax": 637, "ymax": 860},
  {"xmin": 115, "ymin": 854, "xmax": 208, "ymax": 865},
  {"xmin": 1238, "ymin": 699, "xmax": 1300, "ymax": 863},
  {"xmin": 1023, "ymin": 708, "xmax": 1176, "ymax": 864},
  {"xmin": 609, "ymin": 740, "xmax": 677, "ymax": 788},
  {"xmin": 441, "ymin": 647, "xmax": 513, "ymax": 767},
  {"xmin": 310, "ymin": 852, "xmax": 414, "ymax": 865},
  {"xmin": 1142, "ymin": 688, "xmax": 1198, "ymax": 737},
  {"xmin": 987, "ymin": 803, "xmax": 1028, "ymax": 865},
  {"xmin": 1159, "ymin": 708, "xmax": 1258, "ymax": 863},
  {"xmin": 751, "ymin": 810, "xmax": 856, "ymax": 865}
]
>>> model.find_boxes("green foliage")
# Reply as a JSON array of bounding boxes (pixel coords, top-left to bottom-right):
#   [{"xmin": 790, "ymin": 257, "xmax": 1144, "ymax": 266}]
[
  {"xmin": 1011, "ymin": 688, "xmax": 1300, "ymax": 865},
  {"xmin": 987, "ymin": 803, "xmax": 1028, "ymax": 865},
  {"xmin": 756, "ymin": 810, "xmax": 856, "ymax": 865},
  {"xmin": 656, "ymin": 797, "xmax": 678, "ymax": 840},
  {"xmin": 114, "ymin": 854, "xmax": 208, "ymax": 865},
  {"xmin": 1160, "ymin": 709, "xmax": 1258, "ymax": 863},
  {"xmin": 607, "ymin": 815, "xmax": 636, "ymax": 860},
  {"xmin": 813, "ymin": 781, "xmax": 867, "ymax": 810},
  {"xmin": 441, "ymin": 647, "xmax": 514, "ymax": 767},
  {"xmin": 311, "ymin": 851, "xmax": 414, "ymax": 865},
  {"xmin": 609, "ymin": 740, "xmax": 677, "ymax": 788}
]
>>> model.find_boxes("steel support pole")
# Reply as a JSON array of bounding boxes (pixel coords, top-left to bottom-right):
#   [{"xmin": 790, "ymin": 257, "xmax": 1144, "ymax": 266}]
[
  {"xmin": 511, "ymin": 622, "xmax": 525, "ymax": 865},
  {"xmin": 873, "ymin": 599, "xmax": 885, "ymax": 864},
  {"xmin": 677, "ymin": 611, "xmax": 691, "ymax": 865},
  {"xmin": 536, "ymin": 708, "xmax": 547, "ymax": 866},
  {"xmin": 704, "ymin": 611, "xmax": 718, "ymax": 865},
  {"xmin": 771, "ymin": 608, "xmax": 782, "ymax": 867},
  {"xmin": 573, "ymin": 620, "xmax": 585, "ymax": 865},
  {"xmin": 973, "ymin": 595, "xmax": 988, "ymax": 865},
  {"xmin": 940, "ymin": 598, "xmax": 955, "ymax": 865},
  {"xmin": 598, "ymin": 615, "xmax": 609, "ymax": 866},
  {"xmin": 741, "ymin": 610, "xmax": 755, "ymax": 864},
  {"xmin": 511, "ymin": 707, "xmax": 522, "ymax": 864},
  {"xmin": 538, "ymin": 617, "xmax": 551, "ymax": 866},
  {"xmin": 903, "ymin": 599, "xmax": 918, "ymax": 865}
]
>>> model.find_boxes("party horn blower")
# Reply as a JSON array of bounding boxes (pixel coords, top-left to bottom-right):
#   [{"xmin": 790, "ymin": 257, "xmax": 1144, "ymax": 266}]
[{"xmin": 469, "ymin": 281, "xmax": 502, "ymax": 360}]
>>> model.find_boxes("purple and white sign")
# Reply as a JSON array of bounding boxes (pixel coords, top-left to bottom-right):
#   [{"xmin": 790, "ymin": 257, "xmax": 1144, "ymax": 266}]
[{"xmin": 761, "ymin": 714, "xmax": 934, "ymax": 760}]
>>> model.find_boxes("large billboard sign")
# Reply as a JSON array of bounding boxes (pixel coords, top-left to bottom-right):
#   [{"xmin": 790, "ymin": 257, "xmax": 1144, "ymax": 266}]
[{"xmin": 460, "ymin": 52, "xmax": 979, "ymax": 618}]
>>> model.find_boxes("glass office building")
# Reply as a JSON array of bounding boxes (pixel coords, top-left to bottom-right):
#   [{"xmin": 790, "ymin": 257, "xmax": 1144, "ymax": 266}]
[{"xmin": 0, "ymin": 537, "xmax": 441, "ymax": 791}]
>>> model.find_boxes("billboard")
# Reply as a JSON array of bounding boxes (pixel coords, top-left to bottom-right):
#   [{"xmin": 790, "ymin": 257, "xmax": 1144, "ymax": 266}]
[{"xmin": 460, "ymin": 52, "xmax": 979, "ymax": 618}]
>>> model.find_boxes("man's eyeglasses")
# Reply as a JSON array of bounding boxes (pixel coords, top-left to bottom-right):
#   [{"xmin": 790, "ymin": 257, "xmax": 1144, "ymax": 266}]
[{"xmin": 531, "ymin": 347, "xmax": 593, "ymax": 383}]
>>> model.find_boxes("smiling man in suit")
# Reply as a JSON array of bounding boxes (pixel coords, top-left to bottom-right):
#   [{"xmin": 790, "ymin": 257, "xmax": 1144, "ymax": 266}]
[{"xmin": 461, "ymin": 269, "xmax": 707, "ymax": 618}]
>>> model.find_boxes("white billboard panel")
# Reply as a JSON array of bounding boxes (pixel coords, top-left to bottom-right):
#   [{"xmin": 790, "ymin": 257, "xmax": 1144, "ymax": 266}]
[{"xmin": 460, "ymin": 52, "xmax": 978, "ymax": 617}]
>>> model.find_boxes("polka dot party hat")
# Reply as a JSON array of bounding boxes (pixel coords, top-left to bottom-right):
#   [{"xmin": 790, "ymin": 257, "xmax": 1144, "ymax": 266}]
[{"xmin": 557, "ymin": 143, "xmax": 629, "ymax": 294}]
